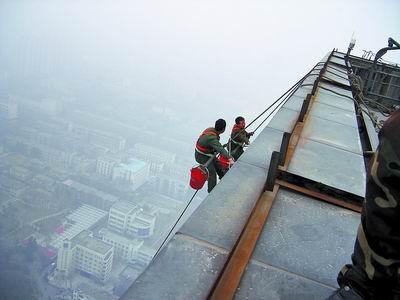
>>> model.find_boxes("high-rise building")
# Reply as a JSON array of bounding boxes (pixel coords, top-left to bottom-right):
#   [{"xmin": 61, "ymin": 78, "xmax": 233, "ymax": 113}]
[{"xmin": 56, "ymin": 230, "xmax": 114, "ymax": 282}]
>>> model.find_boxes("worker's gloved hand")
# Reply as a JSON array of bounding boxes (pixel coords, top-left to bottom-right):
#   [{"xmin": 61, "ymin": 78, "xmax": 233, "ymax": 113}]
[
  {"xmin": 247, "ymin": 132, "xmax": 254, "ymax": 137},
  {"xmin": 228, "ymin": 158, "xmax": 235, "ymax": 165}
]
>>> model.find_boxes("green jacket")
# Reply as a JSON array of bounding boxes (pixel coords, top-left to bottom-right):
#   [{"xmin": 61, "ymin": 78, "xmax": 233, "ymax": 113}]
[{"xmin": 196, "ymin": 127, "xmax": 231, "ymax": 159}]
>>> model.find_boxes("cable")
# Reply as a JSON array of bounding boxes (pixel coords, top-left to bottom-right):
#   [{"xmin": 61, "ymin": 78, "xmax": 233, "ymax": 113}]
[
  {"xmin": 244, "ymin": 62, "xmax": 325, "ymax": 131},
  {"xmin": 327, "ymin": 64, "xmax": 349, "ymax": 76},
  {"xmin": 153, "ymin": 189, "xmax": 199, "ymax": 260},
  {"xmin": 325, "ymin": 69, "xmax": 349, "ymax": 81},
  {"xmin": 317, "ymin": 85, "xmax": 382, "ymax": 129},
  {"xmin": 251, "ymin": 83, "xmax": 314, "ymax": 133}
]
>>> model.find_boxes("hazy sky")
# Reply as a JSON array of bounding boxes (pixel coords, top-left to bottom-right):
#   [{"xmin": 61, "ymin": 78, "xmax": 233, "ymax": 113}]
[{"xmin": 1, "ymin": 0, "xmax": 399, "ymax": 135}]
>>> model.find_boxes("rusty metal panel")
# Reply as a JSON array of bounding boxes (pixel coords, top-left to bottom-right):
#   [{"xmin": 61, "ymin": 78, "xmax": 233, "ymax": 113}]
[{"xmin": 287, "ymin": 137, "xmax": 366, "ymax": 196}]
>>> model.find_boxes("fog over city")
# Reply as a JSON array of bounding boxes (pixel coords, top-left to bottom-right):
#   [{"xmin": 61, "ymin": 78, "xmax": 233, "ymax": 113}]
[{"xmin": 0, "ymin": 0, "xmax": 399, "ymax": 299}]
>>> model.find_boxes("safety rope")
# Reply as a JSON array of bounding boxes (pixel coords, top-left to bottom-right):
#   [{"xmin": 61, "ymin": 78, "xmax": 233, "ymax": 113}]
[
  {"xmin": 317, "ymin": 85, "xmax": 382, "ymax": 129},
  {"xmin": 153, "ymin": 190, "xmax": 199, "ymax": 260}
]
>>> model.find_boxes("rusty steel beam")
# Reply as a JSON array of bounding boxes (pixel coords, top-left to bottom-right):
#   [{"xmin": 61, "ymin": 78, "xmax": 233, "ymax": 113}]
[{"xmin": 208, "ymin": 184, "xmax": 280, "ymax": 300}]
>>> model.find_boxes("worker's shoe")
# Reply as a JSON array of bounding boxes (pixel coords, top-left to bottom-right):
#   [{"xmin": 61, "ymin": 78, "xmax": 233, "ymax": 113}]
[{"xmin": 327, "ymin": 286, "xmax": 364, "ymax": 300}]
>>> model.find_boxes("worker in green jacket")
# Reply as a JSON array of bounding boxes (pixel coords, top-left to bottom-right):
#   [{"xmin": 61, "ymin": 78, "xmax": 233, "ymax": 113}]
[
  {"xmin": 229, "ymin": 116, "xmax": 254, "ymax": 160},
  {"xmin": 195, "ymin": 119, "xmax": 234, "ymax": 193}
]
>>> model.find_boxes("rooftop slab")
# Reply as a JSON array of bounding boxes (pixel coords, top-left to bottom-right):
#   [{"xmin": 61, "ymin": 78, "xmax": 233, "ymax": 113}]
[{"xmin": 251, "ymin": 189, "xmax": 360, "ymax": 287}]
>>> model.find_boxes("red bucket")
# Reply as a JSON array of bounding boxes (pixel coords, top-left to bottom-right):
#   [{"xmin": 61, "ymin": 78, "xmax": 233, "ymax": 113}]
[
  {"xmin": 190, "ymin": 165, "xmax": 208, "ymax": 190},
  {"xmin": 217, "ymin": 154, "xmax": 231, "ymax": 170}
]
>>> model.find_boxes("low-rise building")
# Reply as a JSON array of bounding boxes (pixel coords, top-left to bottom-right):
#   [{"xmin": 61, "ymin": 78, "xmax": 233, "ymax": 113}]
[
  {"xmin": 108, "ymin": 201, "xmax": 156, "ymax": 238},
  {"xmin": 100, "ymin": 228, "xmax": 143, "ymax": 262},
  {"xmin": 56, "ymin": 230, "xmax": 114, "ymax": 282},
  {"xmin": 126, "ymin": 211, "xmax": 156, "ymax": 238},
  {"xmin": 131, "ymin": 245, "xmax": 154, "ymax": 268},
  {"xmin": 50, "ymin": 204, "xmax": 108, "ymax": 250}
]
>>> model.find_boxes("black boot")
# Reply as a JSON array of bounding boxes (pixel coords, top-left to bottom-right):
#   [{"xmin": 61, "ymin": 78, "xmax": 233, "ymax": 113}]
[{"xmin": 327, "ymin": 286, "xmax": 364, "ymax": 300}]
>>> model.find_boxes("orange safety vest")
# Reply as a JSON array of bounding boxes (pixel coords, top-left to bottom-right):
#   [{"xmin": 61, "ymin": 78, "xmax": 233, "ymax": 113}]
[{"xmin": 196, "ymin": 129, "xmax": 218, "ymax": 154}]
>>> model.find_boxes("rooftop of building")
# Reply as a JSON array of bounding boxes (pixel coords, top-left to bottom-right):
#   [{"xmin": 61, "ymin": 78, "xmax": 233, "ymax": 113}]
[
  {"xmin": 100, "ymin": 228, "xmax": 144, "ymax": 248},
  {"xmin": 51, "ymin": 204, "xmax": 108, "ymax": 250},
  {"xmin": 135, "ymin": 212, "xmax": 156, "ymax": 222},
  {"xmin": 72, "ymin": 230, "xmax": 113, "ymax": 255},
  {"xmin": 115, "ymin": 158, "xmax": 148, "ymax": 173},
  {"xmin": 111, "ymin": 200, "xmax": 138, "ymax": 215}
]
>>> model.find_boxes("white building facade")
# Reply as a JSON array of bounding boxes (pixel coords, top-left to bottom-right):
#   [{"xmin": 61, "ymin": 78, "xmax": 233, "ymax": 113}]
[{"xmin": 56, "ymin": 231, "xmax": 114, "ymax": 282}]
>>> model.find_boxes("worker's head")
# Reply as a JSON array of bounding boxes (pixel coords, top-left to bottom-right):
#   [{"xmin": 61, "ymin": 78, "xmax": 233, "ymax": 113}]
[
  {"xmin": 235, "ymin": 116, "xmax": 245, "ymax": 129},
  {"xmin": 215, "ymin": 119, "xmax": 226, "ymax": 134}
]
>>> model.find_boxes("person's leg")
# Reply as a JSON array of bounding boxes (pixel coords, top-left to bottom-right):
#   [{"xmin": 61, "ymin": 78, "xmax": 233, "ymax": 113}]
[
  {"xmin": 214, "ymin": 157, "xmax": 225, "ymax": 180},
  {"xmin": 195, "ymin": 151, "xmax": 216, "ymax": 193},
  {"xmin": 207, "ymin": 162, "xmax": 217, "ymax": 193},
  {"xmin": 230, "ymin": 144, "xmax": 240, "ymax": 161},
  {"xmin": 236, "ymin": 147, "xmax": 244, "ymax": 160},
  {"xmin": 330, "ymin": 110, "xmax": 400, "ymax": 299}
]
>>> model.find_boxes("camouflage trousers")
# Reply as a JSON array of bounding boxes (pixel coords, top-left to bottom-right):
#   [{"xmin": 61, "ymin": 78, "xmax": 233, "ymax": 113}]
[{"xmin": 338, "ymin": 110, "xmax": 400, "ymax": 299}]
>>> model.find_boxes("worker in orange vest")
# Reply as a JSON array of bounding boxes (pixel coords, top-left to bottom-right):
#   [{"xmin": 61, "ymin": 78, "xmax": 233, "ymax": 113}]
[
  {"xmin": 229, "ymin": 116, "xmax": 254, "ymax": 160},
  {"xmin": 195, "ymin": 119, "xmax": 234, "ymax": 193}
]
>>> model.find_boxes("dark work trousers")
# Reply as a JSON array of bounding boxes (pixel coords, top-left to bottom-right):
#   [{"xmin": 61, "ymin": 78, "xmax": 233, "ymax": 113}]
[
  {"xmin": 229, "ymin": 142, "xmax": 244, "ymax": 161},
  {"xmin": 195, "ymin": 151, "xmax": 225, "ymax": 193}
]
